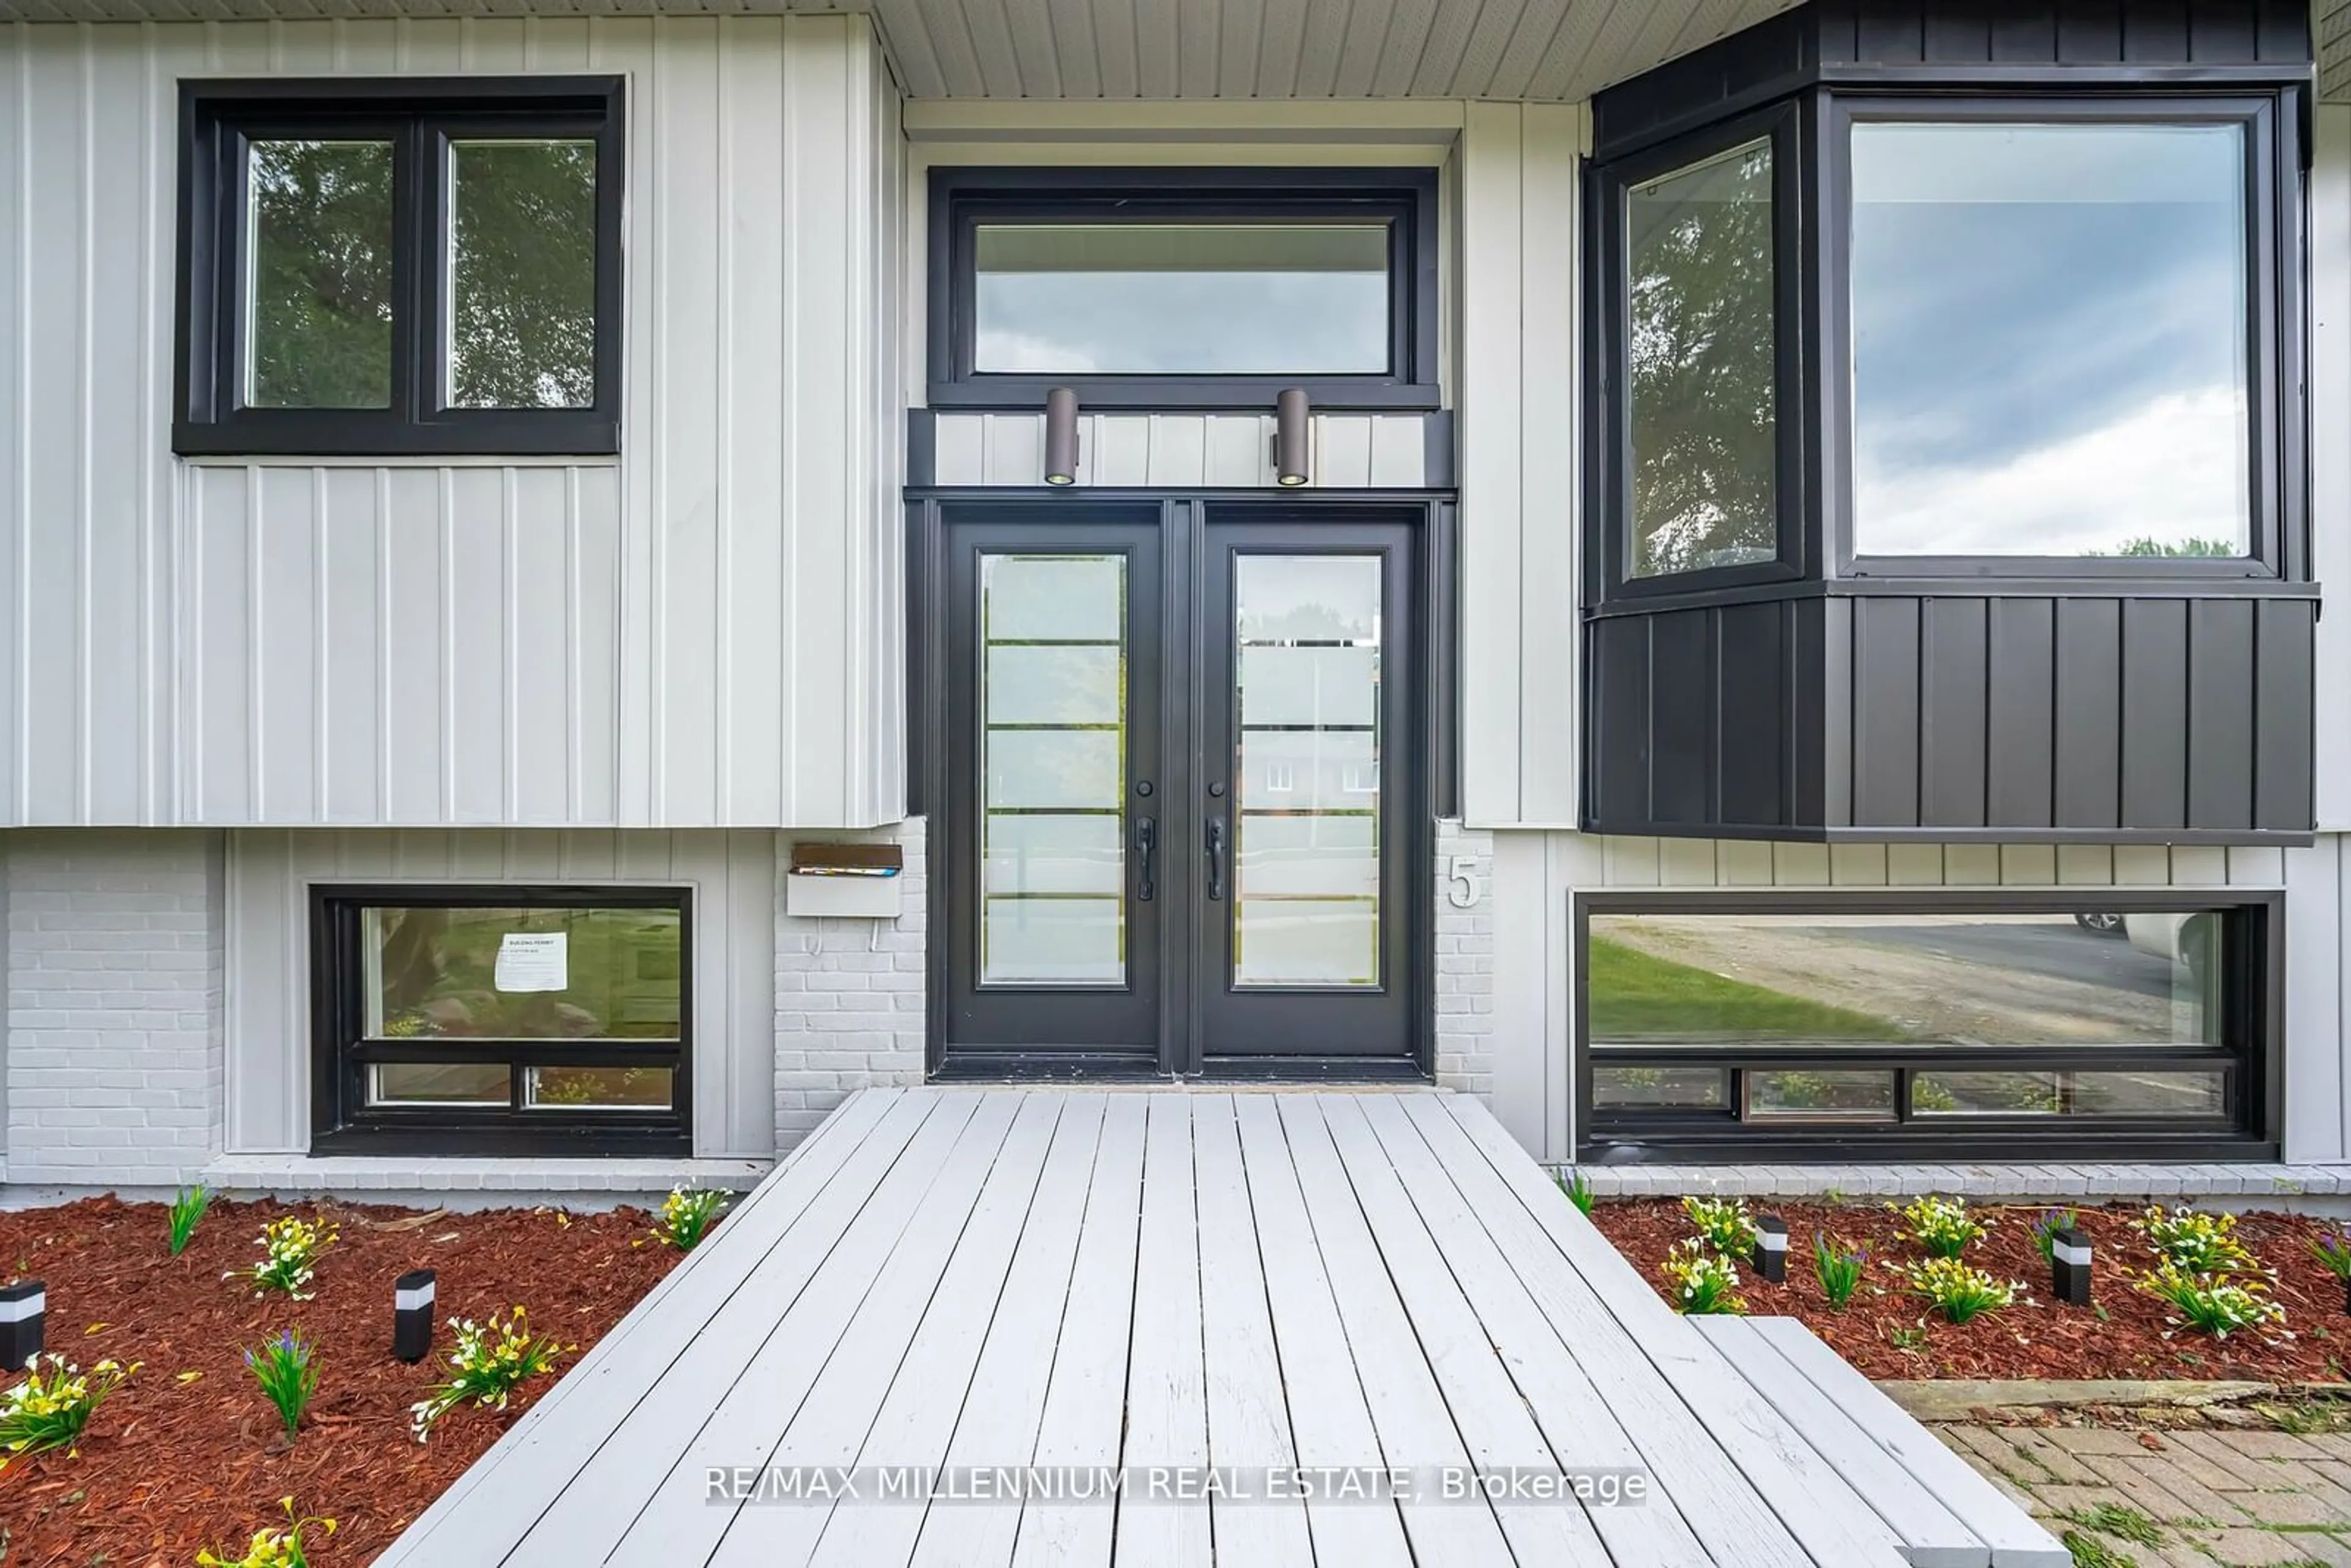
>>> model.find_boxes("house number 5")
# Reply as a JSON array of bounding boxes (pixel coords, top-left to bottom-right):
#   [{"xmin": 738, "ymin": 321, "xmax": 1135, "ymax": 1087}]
[{"xmin": 1447, "ymin": 855, "xmax": 1482, "ymax": 909}]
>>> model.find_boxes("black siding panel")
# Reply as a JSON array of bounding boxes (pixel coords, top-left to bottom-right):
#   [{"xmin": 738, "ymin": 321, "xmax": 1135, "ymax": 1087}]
[
  {"xmin": 2188, "ymin": 598, "xmax": 2255, "ymax": 830},
  {"xmin": 1990, "ymin": 0, "xmax": 2061, "ymax": 60},
  {"xmin": 1920, "ymin": 598, "xmax": 1989, "ymax": 829},
  {"xmin": 1589, "ymin": 9, "xmax": 1811, "ymax": 158},
  {"xmin": 1649, "ymin": 610, "xmax": 1715, "ymax": 826},
  {"xmin": 1856, "ymin": 7, "xmax": 1928, "ymax": 61},
  {"xmin": 1851, "ymin": 596, "xmax": 1921, "ymax": 827},
  {"xmin": 2254, "ymin": 0, "xmax": 2312, "ymax": 62},
  {"xmin": 2119, "ymin": 599, "xmax": 2189, "ymax": 831},
  {"xmin": 2053, "ymin": 599, "xmax": 2122, "ymax": 830},
  {"xmin": 2189, "ymin": 0, "xmax": 2259, "ymax": 60},
  {"xmin": 1922, "ymin": 2, "xmax": 1995, "ymax": 61},
  {"xmin": 2055, "ymin": 0, "xmax": 2128, "ymax": 60},
  {"xmin": 2255, "ymin": 599, "xmax": 2315, "ymax": 830},
  {"xmin": 1718, "ymin": 600, "xmax": 1788, "ymax": 827},
  {"xmin": 1987, "ymin": 598, "xmax": 2056, "ymax": 828},
  {"xmin": 1791, "ymin": 598, "xmax": 1829, "ymax": 830},
  {"xmin": 2124, "ymin": 0, "xmax": 2192, "ymax": 59},
  {"xmin": 1592, "ymin": 615, "xmax": 1652, "ymax": 831}
]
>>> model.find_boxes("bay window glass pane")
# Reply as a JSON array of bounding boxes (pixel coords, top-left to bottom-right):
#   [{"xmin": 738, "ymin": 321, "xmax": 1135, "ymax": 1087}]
[
  {"xmin": 1588, "ymin": 910, "xmax": 2222, "ymax": 1048},
  {"xmin": 1851, "ymin": 122, "xmax": 2251, "ymax": 557},
  {"xmin": 973, "ymin": 222, "xmax": 1390, "ymax": 375},
  {"xmin": 246, "ymin": 139, "xmax": 395, "ymax": 408},
  {"xmin": 448, "ymin": 138, "xmax": 598, "ymax": 408},
  {"xmin": 1626, "ymin": 138, "xmax": 1779, "ymax": 577},
  {"xmin": 361, "ymin": 905, "xmax": 683, "ymax": 1040}
]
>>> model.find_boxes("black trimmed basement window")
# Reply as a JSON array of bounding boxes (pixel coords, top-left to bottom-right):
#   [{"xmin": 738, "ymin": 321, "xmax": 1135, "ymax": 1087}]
[
  {"xmin": 928, "ymin": 167, "xmax": 1442, "ymax": 411},
  {"xmin": 175, "ymin": 78, "xmax": 624, "ymax": 457},
  {"xmin": 1577, "ymin": 893, "xmax": 2280, "ymax": 1163},
  {"xmin": 311, "ymin": 887, "xmax": 689, "ymax": 1156}
]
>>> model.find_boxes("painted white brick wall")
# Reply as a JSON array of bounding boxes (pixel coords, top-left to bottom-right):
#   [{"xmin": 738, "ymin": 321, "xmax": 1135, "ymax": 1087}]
[
  {"xmin": 775, "ymin": 817, "xmax": 928, "ymax": 1151},
  {"xmin": 1434, "ymin": 820, "xmax": 1496, "ymax": 1098},
  {"xmin": 4, "ymin": 831, "xmax": 223, "ymax": 1187}
]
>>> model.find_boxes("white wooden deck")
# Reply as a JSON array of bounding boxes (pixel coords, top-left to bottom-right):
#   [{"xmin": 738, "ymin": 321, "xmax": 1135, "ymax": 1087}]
[{"xmin": 378, "ymin": 1088, "xmax": 1916, "ymax": 1567}]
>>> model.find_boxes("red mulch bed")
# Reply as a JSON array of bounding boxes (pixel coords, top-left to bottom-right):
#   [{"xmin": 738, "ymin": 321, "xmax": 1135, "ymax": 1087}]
[
  {"xmin": 1589, "ymin": 1198, "xmax": 2351, "ymax": 1384},
  {"xmin": 0, "ymin": 1195, "xmax": 685, "ymax": 1567}
]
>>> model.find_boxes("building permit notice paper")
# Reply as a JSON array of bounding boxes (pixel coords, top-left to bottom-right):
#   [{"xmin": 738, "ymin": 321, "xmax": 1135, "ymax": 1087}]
[{"xmin": 495, "ymin": 932, "xmax": 569, "ymax": 992}]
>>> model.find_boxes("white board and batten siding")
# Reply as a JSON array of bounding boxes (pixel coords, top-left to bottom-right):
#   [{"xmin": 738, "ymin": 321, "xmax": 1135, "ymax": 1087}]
[
  {"xmin": 225, "ymin": 827, "xmax": 782, "ymax": 1159},
  {"xmin": 0, "ymin": 15, "xmax": 907, "ymax": 830},
  {"xmin": 926, "ymin": 411, "xmax": 1433, "ymax": 488}
]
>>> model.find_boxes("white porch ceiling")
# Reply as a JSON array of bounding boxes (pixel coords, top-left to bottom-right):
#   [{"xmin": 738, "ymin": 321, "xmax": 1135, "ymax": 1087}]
[{"xmin": 0, "ymin": 0, "xmax": 2337, "ymax": 102}]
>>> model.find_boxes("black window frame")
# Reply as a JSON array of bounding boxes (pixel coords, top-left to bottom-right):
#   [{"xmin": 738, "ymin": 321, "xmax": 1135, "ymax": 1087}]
[
  {"xmin": 1589, "ymin": 101, "xmax": 1811, "ymax": 603},
  {"xmin": 309, "ymin": 884, "xmax": 690, "ymax": 1157},
  {"xmin": 174, "ymin": 77, "xmax": 626, "ymax": 459},
  {"xmin": 926, "ymin": 167, "xmax": 1442, "ymax": 412},
  {"xmin": 1823, "ymin": 90, "xmax": 2295, "ymax": 583},
  {"xmin": 1574, "ymin": 888, "xmax": 2282, "ymax": 1165},
  {"xmin": 1586, "ymin": 75, "xmax": 2309, "ymax": 610}
]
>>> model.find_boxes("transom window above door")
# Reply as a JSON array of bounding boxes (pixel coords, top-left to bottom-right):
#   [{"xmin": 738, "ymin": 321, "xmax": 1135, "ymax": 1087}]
[
  {"xmin": 928, "ymin": 169, "xmax": 1441, "ymax": 410},
  {"xmin": 174, "ymin": 78, "xmax": 624, "ymax": 457}
]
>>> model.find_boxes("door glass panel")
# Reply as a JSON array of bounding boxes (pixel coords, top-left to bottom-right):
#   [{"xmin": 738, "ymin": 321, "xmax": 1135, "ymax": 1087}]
[
  {"xmin": 981, "ymin": 553, "xmax": 1127, "ymax": 986},
  {"xmin": 1232, "ymin": 553, "xmax": 1381, "ymax": 988}
]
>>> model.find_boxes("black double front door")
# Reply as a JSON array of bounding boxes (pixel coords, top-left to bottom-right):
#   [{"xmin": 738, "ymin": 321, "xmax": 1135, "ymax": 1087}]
[{"xmin": 935, "ymin": 500, "xmax": 1422, "ymax": 1075}]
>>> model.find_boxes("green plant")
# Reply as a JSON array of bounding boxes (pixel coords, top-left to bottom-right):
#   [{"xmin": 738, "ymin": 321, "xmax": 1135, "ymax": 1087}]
[
  {"xmin": 2031, "ymin": 1207, "xmax": 2081, "ymax": 1263},
  {"xmin": 1886, "ymin": 1323, "xmax": 1929, "ymax": 1352},
  {"xmin": 227, "ymin": 1216, "xmax": 337, "ymax": 1300},
  {"xmin": 1558, "ymin": 1170, "xmax": 1595, "ymax": 1216},
  {"xmin": 1660, "ymin": 1238, "xmax": 1746, "ymax": 1316},
  {"xmin": 2058, "ymin": 1529, "xmax": 2138, "ymax": 1568},
  {"xmin": 168, "ymin": 1185, "xmax": 214, "ymax": 1257},
  {"xmin": 2131, "ymin": 1205, "xmax": 2260, "ymax": 1276},
  {"xmin": 1911, "ymin": 1078, "xmax": 1959, "ymax": 1112},
  {"xmin": 2136, "ymin": 1263, "xmax": 2284, "ymax": 1339},
  {"xmin": 652, "ymin": 1187, "xmax": 730, "ymax": 1253},
  {"xmin": 1813, "ymin": 1234, "xmax": 1867, "ymax": 1309},
  {"xmin": 0, "ymin": 1353, "xmax": 137, "ymax": 1469},
  {"xmin": 2068, "ymin": 1503, "xmax": 2164, "ymax": 1547},
  {"xmin": 409, "ymin": 1307, "xmax": 572, "ymax": 1442},
  {"xmin": 196, "ymin": 1498, "xmax": 337, "ymax": 1568},
  {"xmin": 1682, "ymin": 1194, "xmax": 1761, "ymax": 1257},
  {"xmin": 243, "ymin": 1330, "xmax": 318, "ymax": 1443},
  {"xmin": 2310, "ymin": 1225, "xmax": 2351, "ymax": 1282},
  {"xmin": 1901, "ymin": 1256, "xmax": 2021, "ymax": 1323},
  {"xmin": 1897, "ymin": 1195, "xmax": 1988, "ymax": 1259}
]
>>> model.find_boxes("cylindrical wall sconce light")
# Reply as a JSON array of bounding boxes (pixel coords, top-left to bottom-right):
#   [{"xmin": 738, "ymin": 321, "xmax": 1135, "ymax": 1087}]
[
  {"xmin": 1044, "ymin": 388, "xmax": 1080, "ymax": 486},
  {"xmin": 1275, "ymin": 388, "xmax": 1311, "ymax": 487}
]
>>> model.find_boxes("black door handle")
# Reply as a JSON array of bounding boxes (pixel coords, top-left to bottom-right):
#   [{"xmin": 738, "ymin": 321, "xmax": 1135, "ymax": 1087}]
[
  {"xmin": 1133, "ymin": 815, "xmax": 1156, "ymax": 902},
  {"xmin": 1205, "ymin": 816, "xmax": 1226, "ymax": 902}
]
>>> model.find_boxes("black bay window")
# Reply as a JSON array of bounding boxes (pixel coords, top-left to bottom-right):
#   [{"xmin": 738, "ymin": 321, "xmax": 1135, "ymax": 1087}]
[
  {"xmin": 1578, "ymin": 892, "xmax": 2280, "ymax": 1161},
  {"xmin": 1583, "ymin": 1, "xmax": 2317, "ymax": 843},
  {"xmin": 175, "ymin": 78, "xmax": 624, "ymax": 456},
  {"xmin": 312, "ymin": 887, "xmax": 688, "ymax": 1155}
]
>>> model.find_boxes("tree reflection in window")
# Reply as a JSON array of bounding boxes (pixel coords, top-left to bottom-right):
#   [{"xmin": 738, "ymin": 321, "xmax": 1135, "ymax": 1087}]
[{"xmin": 1625, "ymin": 138, "xmax": 1779, "ymax": 578}]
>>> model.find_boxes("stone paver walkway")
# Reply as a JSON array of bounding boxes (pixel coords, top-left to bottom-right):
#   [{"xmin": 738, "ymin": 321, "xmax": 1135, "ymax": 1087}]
[{"xmin": 1938, "ymin": 1421, "xmax": 2351, "ymax": 1566}]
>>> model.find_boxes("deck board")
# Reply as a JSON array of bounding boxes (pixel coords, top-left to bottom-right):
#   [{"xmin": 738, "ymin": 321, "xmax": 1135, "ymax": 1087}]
[{"xmin": 378, "ymin": 1087, "xmax": 1926, "ymax": 1568}]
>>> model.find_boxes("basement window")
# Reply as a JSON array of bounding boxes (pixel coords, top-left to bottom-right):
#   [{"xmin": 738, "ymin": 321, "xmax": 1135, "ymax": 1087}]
[
  {"xmin": 1578, "ymin": 894, "xmax": 2278, "ymax": 1163},
  {"xmin": 311, "ymin": 887, "xmax": 688, "ymax": 1155},
  {"xmin": 928, "ymin": 168, "xmax": 1441, "ymax": 410},
  {"xmin": 174, "ymin": 78, "xmax": 624, "ymax": 457}
]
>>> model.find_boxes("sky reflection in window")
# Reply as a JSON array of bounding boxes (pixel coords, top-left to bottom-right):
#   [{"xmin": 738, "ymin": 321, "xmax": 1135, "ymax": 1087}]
[{"xmin": 1851, "ymin": 121, "xmax": 2251, "ymax": 558}]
